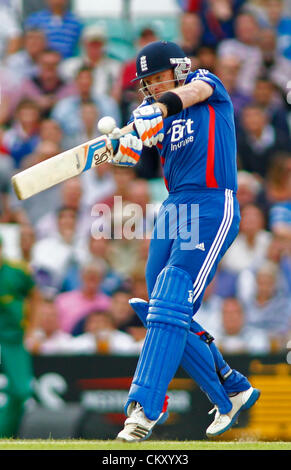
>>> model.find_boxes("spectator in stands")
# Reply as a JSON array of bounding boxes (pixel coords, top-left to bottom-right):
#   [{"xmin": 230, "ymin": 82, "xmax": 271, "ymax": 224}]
[
  {"xmin": 212, "ymin": 263, "xmax": 238, "ymax": 300},
  {"xmin": 65, "ymin": 310, "xmax": 142, "ymax": 355},
  {"xmin": 82, "ymin": 235, "xmax": 110, "ymax": 267},
  {"xmin": 60, "ymin": 24, "xmax": 121, "ymax": 98},
  {"xmin": 19, "ymin": 223, "xmax": 36, "ymax": 264},
  {"xmin": 263, "ymin": 234, "xmax": 291, "ymax": 295},
  {"xmin": 256, "ymin": 0, "xmax": 291, "ymax": 60},
  {"xmin": 104, "ymin": 184, "xmax": 145, "ymax": 278},
  {"xmin": 31, "ymin": 207, "xmax": 83, "ymax": 294},
  {"xmin": 106, "ymin": 238, "xmax": 142, "ymax": 281},
  {"xmin": 35, "ymin": 176, "xmax": 92, "ymax": 241},
  {"xmin": 80, "ymin": 162, "xmax": 116, "ymax": 208},
  {"xmin": 236, "ymin": 234, "xmax": 291, "ymax": 321},
  {"xmin": 83, "ymin": 236, "xmax": 126, "ymax": 296},
  {"xmin": 195, "ymin": 45, "xmax": 217, "ymax": 73},
  {"xmin": 97, "ymin": 165, "xmax": 136, "ymax": 208},
  {"xmin": 0, "ymin": 149, "xmax": 14, "ymax": 222},
  {"xmin": 178, "ymin": 11, "xmax": 203, "ymax": 60},
  {"xmin": 89, "ymin": 310, "xmax": 142, "ymax": 355},
  {"xmin": 63, "ymin": 100, "xmax": 99, "ymax": 150},
  {"xmin": 124, "ymin": 178, "xmax": 157, "ymax": 237},
  {"xmin": 270, "ymin": 200, "xmax": 291, "ymax": 238},
  {"xmin": 237, "ymin": 104, "xmax": 290, "ymax": 178},
  {"xmin": 109, "ymin": 288, "xmax": 145, "ymax": 343},
  {"xmin": 62, "ymin": 233, "xmax": 126, "ymax": 297},
  {"xmin": 236, "ymin": 170, "xmax": 262, "ymax": 210},
  {"xmin": 25, "ymin": 297, "xmax": 73, "ymax": 355},
  {"xmin": 268, "ymin": 156, "xmax": 291, "ymax": 241},
  {"xmin": 217, "ymin": 11, "xmax": 263, "ymax": 95},
  {"xmin": 200, "ymin": 0, "xmax": 246, "ymax": 48},
  {"xmin": 243, "ymin": 260, "xmax": 291, "ymax": 351},
  {"xmin": 2, "ymin": 99, "xmax": 41, "ymax": 168},
  {"xmin": 20, "ymin": 139, "xmax": 61, "ymax": 170},
  {"xmin": 26, "ymin": 298, "xmax": 139, "ymax": 356},
  {"xmin": 130, "ymin": 264, "xmax": 151, "ymax": 303},
  {"xmin": 109, "ymin": 289, "xmax": 136, "ymax": 330},
  {"xmin": 5, "ymin": 28, "xmax": 46, "ymax": 82},
  {"xmin": 138, "ymin": 234, "xmax": 151, "ymax": 256},
  {"xmin": 0, "ymin": 4, "xmax": 21, "ymax": 61},
  {"xmin": 252, "ymin": 152, "xmax": 291, "ymax": 228},
  {"xmin": 258, "ymin": 27, "xmax": 291, "ymax": 93},
  {"xmin": 0, "ymin": 68, "xmax": 16, "ymax": 125},
  {"xmin": 78, "ymin": 100, "xmax": 99, "ymax": 142},
  {"xmin": 176, "ymin": 0, "xmax": 203, "ymax": 11},
  {"xmin": 220, "ymin": 203, "xmax": 272, "ymax": 274},
  {"xmin": 51, "ymin": 66, "xmax": 120, "ymax": 138},
  {"xmin": 39, "ymin": 118, "xmax": 64, "ymax": 149},
  {"xmin": 25, "ymin": 0, "xmax": 83, "ymax": 59},
  {"xmin": 214, "ymin": 55, "xmax": 251, "ymax": 117},
  {"xmin": 217, "ymin": 297, "xmax": 271, "ymax": 354},
  {"xmin": 251, "ymin": 76, "xmax": 290, "ymax": 140},
  {"xmin": 17, "ymin": 49, "xmax": 75, "ymax": 118},
  {"xmin": 10, "ymin": 141, "xmax": 63, "ymax": 227},
  {"xmin": 56, "ymin": 261, "xmax": 111, "ymax": 333}
]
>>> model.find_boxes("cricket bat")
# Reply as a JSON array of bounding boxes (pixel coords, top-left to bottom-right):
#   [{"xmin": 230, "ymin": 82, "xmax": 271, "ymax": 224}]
[{"xmin": 12, "ymin": 119, "xmax": 134, "ymax": 200}]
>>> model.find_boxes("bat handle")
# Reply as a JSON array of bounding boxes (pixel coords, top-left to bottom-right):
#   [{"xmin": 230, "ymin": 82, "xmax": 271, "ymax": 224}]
[{"xmin": 111, "ymin": 124, "xmax": 138, "ymax": 155}]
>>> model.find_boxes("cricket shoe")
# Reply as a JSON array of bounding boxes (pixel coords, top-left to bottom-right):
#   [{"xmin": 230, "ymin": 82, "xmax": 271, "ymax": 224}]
[
  {"xmin": 116, "ymin": 401, "xmax": 169, "ymax": 442},
  {"xmin": 206, "ymin": 387, "xmax": 261, "ymax": 438}
]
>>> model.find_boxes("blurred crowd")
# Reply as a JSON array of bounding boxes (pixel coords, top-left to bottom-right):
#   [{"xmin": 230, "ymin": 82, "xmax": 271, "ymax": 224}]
[{"xmin": 0, "ymin": 0, "xmax": 290, "ymax": 357}]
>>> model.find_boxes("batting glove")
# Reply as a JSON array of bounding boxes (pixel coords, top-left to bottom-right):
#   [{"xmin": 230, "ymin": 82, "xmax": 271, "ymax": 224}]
[
  {"xmin": 133, "ymin": 104, "xmax": 164, "ymax": 147},
  {"xmin": 111, "ymin": 132, "xmax": 142, "ymax": 167}
]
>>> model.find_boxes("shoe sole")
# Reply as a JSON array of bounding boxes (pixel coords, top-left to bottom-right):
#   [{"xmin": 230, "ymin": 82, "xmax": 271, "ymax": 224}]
[
  {"xmin": 206, "ymin": 388, "xmax": 261, "ymax": 438},
  {"xmin": 116, "ymin": 410, "xmax": 169, "ymax": 442}
]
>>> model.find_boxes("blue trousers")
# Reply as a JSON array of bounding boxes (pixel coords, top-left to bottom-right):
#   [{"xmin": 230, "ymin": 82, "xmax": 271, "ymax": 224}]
[{"xmin": 146, "ymin": 188, "xmax": 240, "ymax": 309}]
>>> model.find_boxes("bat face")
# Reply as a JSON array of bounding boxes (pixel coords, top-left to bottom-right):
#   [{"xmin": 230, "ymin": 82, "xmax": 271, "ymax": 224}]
[{"xmin": 12, "ymin": 135, "xmax": 113, "ymax": 200}]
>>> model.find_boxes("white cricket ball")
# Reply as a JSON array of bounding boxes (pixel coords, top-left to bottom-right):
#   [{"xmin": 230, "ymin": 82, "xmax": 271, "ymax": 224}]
[{"xmin": 97, "ymin": 116, "xmax": 117, "ymax": 135}]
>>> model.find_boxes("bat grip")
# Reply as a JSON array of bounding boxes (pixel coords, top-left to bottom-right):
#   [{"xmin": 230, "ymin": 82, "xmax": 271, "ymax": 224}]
[{"xmin": 111, "ymin": 124, "xmax": 138, "ymax": 155}]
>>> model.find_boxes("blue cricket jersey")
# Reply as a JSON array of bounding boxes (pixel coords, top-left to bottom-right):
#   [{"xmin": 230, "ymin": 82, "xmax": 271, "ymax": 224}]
[{"xmin": 137, "ymin": 69, "xmax": 238, "ymax": 194}]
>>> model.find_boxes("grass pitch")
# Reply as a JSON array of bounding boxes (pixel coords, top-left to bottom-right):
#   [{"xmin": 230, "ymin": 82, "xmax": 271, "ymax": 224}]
[{"xmin": 0, "ymin": 439, "xmax": 290, "ymax": 450}]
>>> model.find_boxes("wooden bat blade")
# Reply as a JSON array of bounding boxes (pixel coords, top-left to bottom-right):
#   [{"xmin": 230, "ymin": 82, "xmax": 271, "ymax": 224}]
[{"xmin": 12, "ymin": 135, "xmax": 113, "ymax": 200}]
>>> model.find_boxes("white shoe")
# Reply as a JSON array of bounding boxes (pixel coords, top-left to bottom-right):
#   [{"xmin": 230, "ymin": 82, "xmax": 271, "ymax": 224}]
[
  {"xmin": 116, "ymin": 402, "xmax": 168, "ymax": 442},
  {"xmin": 206, "ymin": 387, "xmax": 260, "ymax": 438}
]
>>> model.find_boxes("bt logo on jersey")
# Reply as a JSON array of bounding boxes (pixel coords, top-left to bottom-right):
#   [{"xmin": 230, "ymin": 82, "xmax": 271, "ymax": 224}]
[
  {"xmin": 170, "ymin": 119, "xmax": 194, "ymax": 142},
  {"xmin": 169, "ymin": 118, "xmax": 194, "ymax": 151}
]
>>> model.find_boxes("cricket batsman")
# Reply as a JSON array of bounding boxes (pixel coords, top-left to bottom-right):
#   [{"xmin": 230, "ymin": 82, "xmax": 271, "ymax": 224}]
[{"xmin": 109, "ymin": 41, "xmax": 260, "ymax": 441}]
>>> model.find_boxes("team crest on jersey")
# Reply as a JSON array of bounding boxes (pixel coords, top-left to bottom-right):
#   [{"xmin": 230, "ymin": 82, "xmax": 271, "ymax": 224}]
[{"xmin": 140, "ymin": 55, "xmax": 148, "ymax": 72}]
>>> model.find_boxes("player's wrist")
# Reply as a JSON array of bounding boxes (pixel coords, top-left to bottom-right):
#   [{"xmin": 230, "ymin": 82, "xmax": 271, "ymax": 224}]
[
  {"xmin": 156, "ymin": 103, "xmax": 168, "ymax": 119},
  {"xmin": 157, "ymin": 92, "xmax": 183, "ymax": 118}
]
